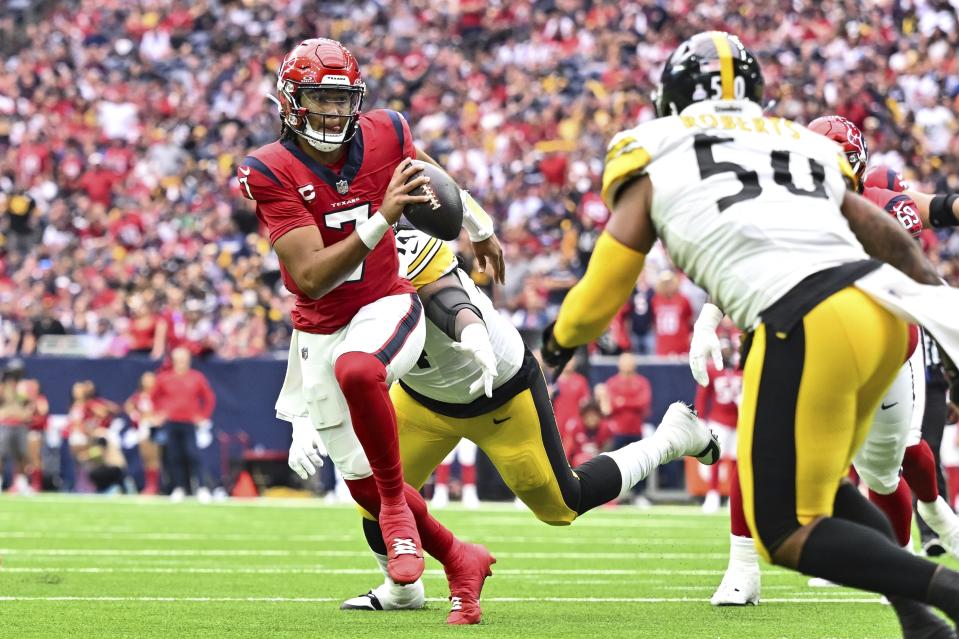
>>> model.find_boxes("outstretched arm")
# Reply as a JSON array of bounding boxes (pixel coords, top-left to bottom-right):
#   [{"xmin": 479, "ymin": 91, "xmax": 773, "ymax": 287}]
[
  {"xmin": 903, "ymin": 189, "xmax": 959, "ymax": 229},
  {"xmin": 840, "ymin": 191, "xmax": 941, "ymax": 286}
]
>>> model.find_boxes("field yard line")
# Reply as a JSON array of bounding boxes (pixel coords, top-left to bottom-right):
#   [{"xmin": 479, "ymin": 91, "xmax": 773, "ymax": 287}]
[
  {"xmin": 0, "ymin": 531, "xmax": 724, "ymax": 546},
  {"xmin": 0, "ymin": 548, "xmax": 728, "ymax": 559},
  {"xmin": 0, "ymin": 595, "xmax": 886, "ymax": 604},
  {"xmin": 1, "ymin": 566, "xmax": 796, "ymax": 577}
]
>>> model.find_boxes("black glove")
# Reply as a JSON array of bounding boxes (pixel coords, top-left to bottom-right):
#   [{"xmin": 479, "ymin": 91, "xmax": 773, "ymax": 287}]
[{"xmin": 541, "ymin": 321, "xmax": 576, "ymax": 376}]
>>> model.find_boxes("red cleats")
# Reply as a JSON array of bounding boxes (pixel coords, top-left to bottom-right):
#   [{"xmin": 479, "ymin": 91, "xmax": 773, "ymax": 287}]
[
  {"xmin": 444, "ymin": 542, "xmax": 496, "ymax": 625},
  {"xmin": 379, "ymin": 502, "xmax": 424, "ymax": 585}
]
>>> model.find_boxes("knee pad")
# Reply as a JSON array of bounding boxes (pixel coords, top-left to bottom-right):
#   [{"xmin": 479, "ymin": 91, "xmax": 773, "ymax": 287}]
[{"xmin": 334, "ymin": 352, "xmax": 386, "ymax": 395}]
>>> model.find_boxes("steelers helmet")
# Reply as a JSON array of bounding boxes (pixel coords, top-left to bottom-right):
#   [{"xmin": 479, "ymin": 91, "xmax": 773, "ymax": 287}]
[{"xmin": 654, "ymin": 31, "xmax": 764, "ymax": 117}]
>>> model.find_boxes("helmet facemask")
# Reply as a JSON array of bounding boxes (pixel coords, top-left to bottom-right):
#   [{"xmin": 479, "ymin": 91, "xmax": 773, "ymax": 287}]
[{"xmin": 280, "ymin": 82, "xmax": 365, "ymax": 152}]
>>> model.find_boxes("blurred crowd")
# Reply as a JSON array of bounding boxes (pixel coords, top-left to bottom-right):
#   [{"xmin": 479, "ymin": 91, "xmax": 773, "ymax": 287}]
[{"xmin": 1, "ymin": 0, "xmax": 959, "ymax": 360}]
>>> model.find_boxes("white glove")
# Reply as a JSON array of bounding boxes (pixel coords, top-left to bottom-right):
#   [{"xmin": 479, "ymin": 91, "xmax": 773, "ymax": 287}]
[
  {"xmin": 689, "ymin": 303, "xmax": 725, "ymax": 387},
  {"xmin": 288, "ymin": 417, "xmax": 326, "ymax": 480},
  {"xmin": 450, "ymin": 323, "xmax": 498, "ymax": 398}
]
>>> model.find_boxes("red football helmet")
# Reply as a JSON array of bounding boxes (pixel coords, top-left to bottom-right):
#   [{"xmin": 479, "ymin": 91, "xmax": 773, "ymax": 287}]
[
  {"xmin": 275, "ymin": 38, "xmax": 366, "ymax": 152},
  {"xmin": 807, "ymin": 115, "xmax": 869, "ymax": 189}
]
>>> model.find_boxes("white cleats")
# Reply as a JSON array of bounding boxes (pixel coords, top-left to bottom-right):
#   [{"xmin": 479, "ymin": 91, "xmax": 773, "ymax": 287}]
[
  {"xmin": 710, "ymin": 568, "xmax": 760, "ymax": 606},
  {"xmin": 341, "ymin": 579, "xmax": 426, "ymax": 611},
  {"xmin": 656, "ymin": 402, "xmax": 721, "ymax": 465}
]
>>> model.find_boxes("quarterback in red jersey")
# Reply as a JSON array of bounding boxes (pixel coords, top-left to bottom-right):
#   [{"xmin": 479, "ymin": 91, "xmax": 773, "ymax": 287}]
[{"xmin": 236, "ymin": 38, "xmax": 501, "ymax": 622}]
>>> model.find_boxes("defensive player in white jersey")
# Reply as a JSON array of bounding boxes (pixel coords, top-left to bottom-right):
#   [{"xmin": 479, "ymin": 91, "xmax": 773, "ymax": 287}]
[
  {"xmin": 541, "ymin": 31, "xmax": 959, "ymax": 636},
  {"xmin": 694, "ymin": 116, "xmax": 959, "ymax": 607},
  {"xmin": 293, "ymin": 225, "xmax": 720, "ymax": 615}
]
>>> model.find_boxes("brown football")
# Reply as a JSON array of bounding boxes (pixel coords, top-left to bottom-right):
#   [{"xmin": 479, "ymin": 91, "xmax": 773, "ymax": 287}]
[{"xmin": 403, "ymin": 162, "xmax": 464, "ymax": 241}]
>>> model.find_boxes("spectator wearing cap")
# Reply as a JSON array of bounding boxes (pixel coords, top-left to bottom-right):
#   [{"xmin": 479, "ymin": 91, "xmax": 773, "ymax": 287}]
[{"xmin": 152, "ymin": 347, "xmax": 216, "ymax": 502}]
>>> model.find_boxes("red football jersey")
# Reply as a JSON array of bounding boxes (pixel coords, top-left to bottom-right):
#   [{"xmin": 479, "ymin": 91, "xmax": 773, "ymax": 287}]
[
  {"xmin": 651, "ymin": 293, "xmax": 692, "ymax": 356},
  {"xmin": 863, "ymin": 185, "xmax": 923, "ymax": 239},
  {"xmin": 695, "ymin": 365, "xmax": 742, "ymax": 429},
  {"xmin": 238, "ymin": 110, "xmax": 417, "ymax": 333}
]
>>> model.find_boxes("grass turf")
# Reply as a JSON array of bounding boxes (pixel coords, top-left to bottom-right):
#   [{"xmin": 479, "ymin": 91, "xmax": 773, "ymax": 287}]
[{"xmin": 0, "ymin": 495, "xmax": 950, "ymax": 638}]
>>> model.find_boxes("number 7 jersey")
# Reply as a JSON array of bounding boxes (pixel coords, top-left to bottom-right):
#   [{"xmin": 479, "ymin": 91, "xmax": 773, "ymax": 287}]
[{"xmin": 602, "ymin": 100, "xmax": 869, "ymax": 329}]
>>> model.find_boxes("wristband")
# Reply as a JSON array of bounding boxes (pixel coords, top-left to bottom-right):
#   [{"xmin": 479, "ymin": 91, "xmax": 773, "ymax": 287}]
[
  {"xmin": 929, "ymin": 194, "xmax": 959, "ymax": 228},
  {"xmin": 357, "ymin": 211, "xmax": 390, "ymax": 249},
  {"xmin": 460, "ymin": 189, "xmax": 495, "ymax": 242}
]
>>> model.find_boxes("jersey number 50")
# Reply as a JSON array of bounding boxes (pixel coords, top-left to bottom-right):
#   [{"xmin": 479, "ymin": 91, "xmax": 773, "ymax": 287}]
[{"xmin": 694, "ymin": 134, "xmax": 828, "ymax": 213}]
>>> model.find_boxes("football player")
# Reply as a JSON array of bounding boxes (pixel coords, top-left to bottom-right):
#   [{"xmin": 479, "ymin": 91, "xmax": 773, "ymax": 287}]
[
  {"xmin": 290, "ymin": 225, "xmax": 720, "ymax": 617},
  {"xmin": 702, "ymin": 116, "xmax": 959, "ymax": 606},
  {"xmin": 541, "ymin": 30, "xmax": 959, "ymax": 634},
  {"xmin": 237, "ymin": 38, "xmax": 503, "ymax": 623}
]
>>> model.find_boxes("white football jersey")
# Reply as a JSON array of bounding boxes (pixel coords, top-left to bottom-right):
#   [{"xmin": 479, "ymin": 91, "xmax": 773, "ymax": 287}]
[
  {"xmin": 602, "ymin": 100, "xmax": 869, "ymax": 329},
  {"xmin": 395, "ymin": 227, "xmax": 525, "ymax": 404}
]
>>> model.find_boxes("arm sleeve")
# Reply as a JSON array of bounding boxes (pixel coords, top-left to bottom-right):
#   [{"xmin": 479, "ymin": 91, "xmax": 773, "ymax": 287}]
[
  {"xmin": 553, "ymin": 231, "xmax": 646, "ymax": 347},
  {"xmin": 237, "ymin": 158, "xmax": 315, "ymax": 244}
]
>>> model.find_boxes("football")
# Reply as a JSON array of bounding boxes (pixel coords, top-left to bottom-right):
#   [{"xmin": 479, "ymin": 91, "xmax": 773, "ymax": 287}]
[{"xmin": 403, "ymin": 162, "xmax": 464, "ymax": 241}]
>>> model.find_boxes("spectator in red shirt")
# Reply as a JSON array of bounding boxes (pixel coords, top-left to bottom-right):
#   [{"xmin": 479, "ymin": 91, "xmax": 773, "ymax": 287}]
[
  {"xmin": 152, "ymin": 347, "xmax": 216, "ymax": 501},
  {"xmin": 562, "ymin": 401, "xmax": 612, "ymax": 469},
  {"xmin": 601, "ymin": 352, "xmax": 653, "ymax": 506},
  {"xmin": 77, "ymin": 153, "xmax": 117, "ymax": 207},
  {"xmin": 651, "ymin": 271, "xmax": 693, "ymax": 356},
  {"xmin": 551, "ymin": 363, "xmax": 592, "ymax": 436}
]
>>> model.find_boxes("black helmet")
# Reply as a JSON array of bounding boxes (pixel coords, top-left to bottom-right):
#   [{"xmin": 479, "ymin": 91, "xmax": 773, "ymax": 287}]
[{"xmin": 654, "ymin": 31, "xmax": 764, "ymax": 118}]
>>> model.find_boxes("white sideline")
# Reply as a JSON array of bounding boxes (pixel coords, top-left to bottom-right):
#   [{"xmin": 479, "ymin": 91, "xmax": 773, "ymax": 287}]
[
  {"xmin": 0, "ymin": 595, "xmax": 886, "ymax": 604},
  {"xmin": 3, "ymin": 567, "xmax": 762, "ymax": 576}
]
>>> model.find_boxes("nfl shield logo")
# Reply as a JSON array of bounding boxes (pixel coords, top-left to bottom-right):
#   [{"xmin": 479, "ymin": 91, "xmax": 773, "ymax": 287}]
[
  {"xmin": 301, "ymin": 347, "xmax": 309, "ymax": 360},
  {"xmin": 336, "ymin": 179, "xmax": 349, "ymax": 195}
]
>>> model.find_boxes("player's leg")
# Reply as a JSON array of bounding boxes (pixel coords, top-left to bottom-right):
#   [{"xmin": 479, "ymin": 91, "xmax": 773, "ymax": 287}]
[
  {"xmin": 711, "ymin": 441, "xmax": 761, "ymax": 606},
  {"xmin": 343, "ymin": 383, "xmax": 459, "ymax": 612},
  {"xmin": 455, "ymin": 439, "xmax": 480, "ymax": 509},
  {"xmin": 473, "ymin": 365, "xmax": 717, "ymax": 526},
  {"xmin": 917, "ymin": 380, "xmax": 951, "ymax": 553},
  {"xmin": 431, "ymin": 448, "xmax": 455, "ymax": 508},
  {"xmin": 331, "ymin": 292, "xmax": 429, "ymax": 583},
  {"xmin": 852, "ymin": 362, "xmax": 915, "ymax": 547},
  {"xmin": 740, "ymin": 289, "xmax": 959, "ymax": 633}
]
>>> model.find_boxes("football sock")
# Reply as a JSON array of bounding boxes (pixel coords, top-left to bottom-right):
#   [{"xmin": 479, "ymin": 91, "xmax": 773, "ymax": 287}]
[
  {"xmin": 903, "ymin": 442, "xmax": 940, "ymax": 502},
  {"xmin": 728, "ymin": 463, "xmax": 751, "ymax": 537},
  {"xmin": 727, "ymin": 533, "xmax": 760, "ymax": 573},
  {"xmin": 797, "ymin": 481, "xmax": 959, "ymax": 620},
  {"xmin": 351, "ymin": 477, "xmax": 457, "ymax": 565},
  {"xmin": 602, "ymin": 437, "xmax": 670, "ymax": 496},
  {"xmin": 461, "ymin": 464, "xmax": 476, "ymax": 485},
  {"xmin": 334, "ymin": 352, "xmax": 405, "ymax": 505},
  {"xmin": 869, "ymin": 479, "xmax": 914, "ymax": 546},
  {"xmin": 572, "ymin": 455, "xmax": 624, "ymax": 514},
  {"xmin": 363, "ymin": 517, "xmax": 388, "ymax": 555}
]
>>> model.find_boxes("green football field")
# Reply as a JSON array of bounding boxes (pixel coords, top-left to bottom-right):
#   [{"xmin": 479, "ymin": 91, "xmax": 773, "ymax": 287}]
[{"xmin": 0, "ymin": 495, "xmax": 950, "ymax": 639}]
